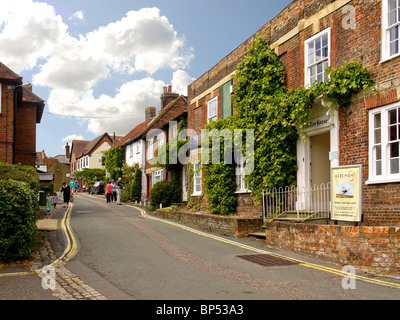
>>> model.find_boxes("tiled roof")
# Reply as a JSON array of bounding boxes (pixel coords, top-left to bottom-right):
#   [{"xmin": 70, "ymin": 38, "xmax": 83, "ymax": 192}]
[
  {"xmin": 0, "ymin": 61, "xmax": 22, "ymax": 81},
  {"xmin": 81, "ymin": 133, "xmax": 112, "ymax": 156},
  {"xmin": 114, "ymin": 95, "xmax": 187, "ymax": 148},
  {"xmin": 22, "ymin": 86, "xmax": 44, "ymax": 103},
  {"xmin": 71, "ymin": 133, "xmax": 113, "ymax": 159},
  {"xmin": 115, "ymin": 118, "xmax": 154, "ymax": 147},
  {"xmin": 70, "ymin": 140, "xmax": 90, "ymax": 160}
]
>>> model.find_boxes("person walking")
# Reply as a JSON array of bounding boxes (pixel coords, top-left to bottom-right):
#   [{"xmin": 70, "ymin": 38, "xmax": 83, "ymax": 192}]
[
  {"xmin": 116, "ymin": 177, "xmax": 123, "ymax": 205},
  {"xmin": 111, "ymin": 180, "xmax": 117, "ymax": 202},
  {"xmin": 60, "ymin": 182, "xmax": 71, "ymax": 208},
  {"xmin": 45, "ymin": 192, "xmax": 53, "ymax": 214},
  {"xmin": 106, "ymin": 181, "xmax": 113, "ymax": 203},
  {"xmin": 70, "ymin": 179, "xmax": 75, "ymax": 195},
  {"xmin": 52, "ymin": 192, "xmax": 58, "ymax": 209}
]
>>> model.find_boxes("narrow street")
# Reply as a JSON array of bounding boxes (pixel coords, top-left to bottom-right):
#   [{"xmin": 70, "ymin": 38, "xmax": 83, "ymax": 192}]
[{"xmin": 51, "ymin": 193, "xmax": 400, "ymax": 301}]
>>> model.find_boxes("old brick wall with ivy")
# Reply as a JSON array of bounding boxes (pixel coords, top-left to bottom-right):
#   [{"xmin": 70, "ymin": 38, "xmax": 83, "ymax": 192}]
[{"xmin": 187, "ymin": 0, "xmax": 400, "ymax": 224}]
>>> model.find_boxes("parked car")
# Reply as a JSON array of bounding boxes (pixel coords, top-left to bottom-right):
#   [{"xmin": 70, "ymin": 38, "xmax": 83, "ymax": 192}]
[{"xmin": 91, "ymin": 181, "xmax": 105, "ymax": 195}]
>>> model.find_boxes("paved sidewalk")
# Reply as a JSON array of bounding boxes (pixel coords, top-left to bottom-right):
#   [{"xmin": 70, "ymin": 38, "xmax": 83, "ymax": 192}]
[{"xmin": 0, "ymin": 204, "xmax": 107, "ymax": 300}]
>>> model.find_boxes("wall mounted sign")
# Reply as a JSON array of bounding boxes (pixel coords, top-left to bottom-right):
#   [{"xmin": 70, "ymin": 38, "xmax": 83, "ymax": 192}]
[{"xmin": 331, "ymin": 165, "xmax": 362, "ymax": 222}]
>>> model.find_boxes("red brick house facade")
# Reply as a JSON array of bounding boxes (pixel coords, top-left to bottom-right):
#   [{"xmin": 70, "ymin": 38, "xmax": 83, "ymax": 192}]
[
  {"xmin": 0, "ymin": 62, "xmax": 44, "ymax": 166},
  {"xmin": 143, "ymin": 87, "xmax": 188, "ymax": 200},
  {"xmin": 187, "ymin": 0, "xmax": 400, "ymax": 225},
  {"xmin": 116, "ymin": 86, "xmax": 188, "ymax": 201}
]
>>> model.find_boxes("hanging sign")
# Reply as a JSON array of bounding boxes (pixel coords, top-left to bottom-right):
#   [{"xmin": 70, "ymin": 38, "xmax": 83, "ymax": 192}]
[{"xmin": 331, "ymin": 165, "xmax": 362, "ymax": 222}]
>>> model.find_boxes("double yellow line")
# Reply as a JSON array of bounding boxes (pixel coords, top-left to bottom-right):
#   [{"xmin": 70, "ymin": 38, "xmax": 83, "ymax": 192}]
[
  {"xmin": 131, "ymin": 205, "xmax": 400, "ymax": 290},
  {"xmin": 50, "ymin": 203, "xmax": 78, "ymax": 266},
  {"xmin": 0, "ymin": 204, "xmax": 78, "ymax": 278}
]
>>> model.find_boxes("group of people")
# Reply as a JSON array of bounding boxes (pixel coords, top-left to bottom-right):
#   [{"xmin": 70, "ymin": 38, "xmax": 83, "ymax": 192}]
[
  {"xmin": 106, "ymin": 177, "xmax": 123, "ymax": 205},
  {"xmin": 69, "ymin": 179, "xmax": 79, "ymax": 194},
  {"xmin": 45, "ymin": 192, "xmax": 59, "ymax": 214},
  {"xmin": 45, "ymin": 180, "xmax": 73, "ymax": 213},
  {"xmin": 46, "ymin": 177, "xmax": 124, "ymax": 212}
]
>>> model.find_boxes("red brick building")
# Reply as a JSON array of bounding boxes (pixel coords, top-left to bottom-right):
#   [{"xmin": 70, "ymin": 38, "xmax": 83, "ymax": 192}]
[
  {"xmin": 116, "ymin": 86, "xmax": 188, "ymax": 201},
  {"xmin": 187, "ymin": 0, "xmax": 400, "ymax": 225},
  {"xmin": 0, "ymin": 62, "xmax": 44, "ymax": 166},
  {"xmin": 143, "ymin": 86, "xmax": 187, "ymax": 200}
]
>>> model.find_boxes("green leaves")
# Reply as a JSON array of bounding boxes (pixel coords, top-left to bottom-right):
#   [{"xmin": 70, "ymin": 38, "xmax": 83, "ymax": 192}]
[
  {"xmin": 0, "ymin": 179, "xmax": 39, "ymax": 262},
  {"xmin": 204, "ymin": 38, "xmax": 374, "ymax": 214},
  {"xmin": 104, "ymin": 147, "xmax": 124, "ymax": 181}
]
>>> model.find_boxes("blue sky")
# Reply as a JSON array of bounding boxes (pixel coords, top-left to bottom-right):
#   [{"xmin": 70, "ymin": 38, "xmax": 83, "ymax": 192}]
[{"xmin": 0, "ymin": 0, "xmax": 292, "ymax": 157}]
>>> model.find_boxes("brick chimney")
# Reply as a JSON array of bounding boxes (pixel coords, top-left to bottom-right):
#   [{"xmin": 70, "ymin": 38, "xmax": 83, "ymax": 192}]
[
  {"xmin": 160, "ymin": 86, "xmax": 179, "ymax": 110},
  {"xmin": 65, "ymin": 142, "xmax": 70, "ymax": 158},
  {"xmin": 145, "ymin": 107, "xmax": 156, "ymax": 120}
]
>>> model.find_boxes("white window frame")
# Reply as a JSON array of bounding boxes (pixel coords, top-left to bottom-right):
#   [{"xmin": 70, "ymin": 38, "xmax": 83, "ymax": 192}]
[
  {"xmin": 152, "ymin": 169, "xmax": 163, "ymax": 186},
  {"xmin": 208, "ymin": 97, "xmax": 218, "ymax": 122},
  {"xmin": 235, "ymin": 152, "xmax": 250, "ymax": 193},
  {"xmin": 192, "ymin": 162, "xmax": 202, "ymax": 196},
  {"xmin": 136, "ymin": 143, "xmax": 140, "ymax": 154},
  {"xmin": 147, "ymin": 139, "xmax": 154, "ymax": 160},
  {"xmin": 158, "ymin": 133, "xmax": 164, "ymax": 148},
  {"xmin": 304, "ymin": 28, "xmax": 331, "ymax": 87},
  {"xmin": 367, "ymin": 102, "xmax": 400, "ymax": 184},
  {"xmin": 171, "ymin": 125, "xmax": 178, "ymax": 138},
  {"xmin": 382, "ymin": 0, "xmax": 400, "ymax": 62},
  {"xmin": 129, "ymin": 145, "xmax": 133, "ymax": 158}
]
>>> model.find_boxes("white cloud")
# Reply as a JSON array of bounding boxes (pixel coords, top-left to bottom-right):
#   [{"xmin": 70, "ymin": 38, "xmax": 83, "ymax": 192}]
[
  {"xmin": 0, "ymin": 0, "xmax": 68, "ymax": 72},
  {"xmin": 172, "ymin": 70, "xmax": 196, "ymax": 96},
  {"xmin": 0, "ymin": 1, "xmax": 195, "ymax": 137},
  {"xmin": 69, "ymin": 11, "xmax": 84, "ymax": 21},
  {"xmin": 49, "ymin": 78, "xmax": 165, "ymax": 136},
  {"xmin": 62, "ymin": 134, "xmax": 85, "ymax": 142}
]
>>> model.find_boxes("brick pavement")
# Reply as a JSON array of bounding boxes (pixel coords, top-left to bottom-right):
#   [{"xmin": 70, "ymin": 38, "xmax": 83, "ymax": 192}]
[{"xmin": 29, "ymin": 205, "xmax": 108, "ymax": 300}]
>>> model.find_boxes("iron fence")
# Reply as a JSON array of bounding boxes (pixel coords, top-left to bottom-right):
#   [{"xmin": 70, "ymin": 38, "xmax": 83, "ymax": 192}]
[{"xmin": 262, "ymin": 183, "xmax": 331, "ymax": 221}]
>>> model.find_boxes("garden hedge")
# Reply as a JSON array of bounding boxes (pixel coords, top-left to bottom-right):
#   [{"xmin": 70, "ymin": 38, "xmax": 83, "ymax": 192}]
[{"xmin": 0, "ymin": 179, "xmax": 39, "ymax": 262}]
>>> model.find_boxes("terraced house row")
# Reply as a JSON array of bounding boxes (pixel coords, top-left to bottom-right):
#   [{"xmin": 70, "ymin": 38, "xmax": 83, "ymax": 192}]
[{"xmin": 114, "ymin": 0, "xmax": 400, "ymax": 227}]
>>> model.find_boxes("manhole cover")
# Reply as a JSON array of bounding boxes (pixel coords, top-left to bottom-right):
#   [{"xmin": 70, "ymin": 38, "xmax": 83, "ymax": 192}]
[{"xmin": 237, "ymin": 254, "xmax": 298, "ymax": 267}]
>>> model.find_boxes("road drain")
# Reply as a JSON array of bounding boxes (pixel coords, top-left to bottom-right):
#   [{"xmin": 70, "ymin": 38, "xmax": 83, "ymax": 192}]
[{"xmin": 237, "ymin": 254, "xmax": 298, "ymax": 267}]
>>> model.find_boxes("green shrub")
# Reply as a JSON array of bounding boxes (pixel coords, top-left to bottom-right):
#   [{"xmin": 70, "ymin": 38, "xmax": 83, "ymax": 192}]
[
  {"xmin": 0, "ymin": 179, "xmax": 39, "ymax": 262},
  {"xmin": 130, "ymin": 167, "xmax": 142, "ymax": 201},
  {"xmin": 0, "ymin": 162, "xmax": 40, "ymax": 192},
  {"xmin": 150, "ymin": 180, "xmax": 180, "ymax": 210}
]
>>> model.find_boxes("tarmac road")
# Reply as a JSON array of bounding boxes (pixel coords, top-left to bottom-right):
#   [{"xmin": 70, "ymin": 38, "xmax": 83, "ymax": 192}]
[
  {"xmin": 1, "ymin": 192, "xmax": 400, "ymax": 307},
  {"xmin": 63, "ymin": 193, "xmax": 400, "ymax": 301}
]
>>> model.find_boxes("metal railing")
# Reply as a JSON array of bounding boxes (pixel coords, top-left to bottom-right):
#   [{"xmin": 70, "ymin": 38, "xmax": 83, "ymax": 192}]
[{"xmin": 262, "ymin": 183, "xmax": 331, "ymax": 221}]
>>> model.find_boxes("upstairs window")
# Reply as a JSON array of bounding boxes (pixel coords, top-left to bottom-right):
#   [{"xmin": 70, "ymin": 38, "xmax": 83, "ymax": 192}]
[
  {"xmin": 147, "ymin": 139, "xmax": 154, "ymax": 160},
  {"xmin": 208, "ymin": 97, "xmax": 218, "ymax": 122},
  {"xmin": 383, "ymin": 0, "xmax": 400, "ymax": 61},
  {"xmin": 305, "ymin": 28, "xmax": 330, "ymax": 86}
]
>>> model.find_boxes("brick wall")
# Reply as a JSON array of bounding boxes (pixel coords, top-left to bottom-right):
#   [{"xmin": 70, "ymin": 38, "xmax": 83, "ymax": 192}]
[
  {"xmin": 14, "ymin": 102, "xmax": 37, "ymax": 166},
  {"xmin": 186, "ymin": 0, "xmax": 400, "ymax": 223},
  {"xmin": 265, "ymin": 221, "xmax": 400, "ymax": 274},
  {"xmin": 145, "ymin": 95, "xmax": 187, "ymax": 192},
  {"xmin": 155, "ymin": 208, "xmax": 263, "ymax": 238},
  {"xmin": 0, "ymin": 82, "xmax": 15, "ymax": 163}
]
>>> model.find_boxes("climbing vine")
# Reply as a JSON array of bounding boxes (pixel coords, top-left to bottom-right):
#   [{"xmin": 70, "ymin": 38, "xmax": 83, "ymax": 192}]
[{"xmin": 202, "ymin": 36, "xmax": 374, "ymax": 215}]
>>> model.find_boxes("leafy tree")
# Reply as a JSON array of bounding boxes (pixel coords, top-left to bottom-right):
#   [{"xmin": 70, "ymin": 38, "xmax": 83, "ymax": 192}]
[
  {"xmin": 104, "ymin": 147, "xmax": 124, "ymax": 181},
  {"xmin": 121, "ymin": 162, "xmax": 142, "ymax": 202}
]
